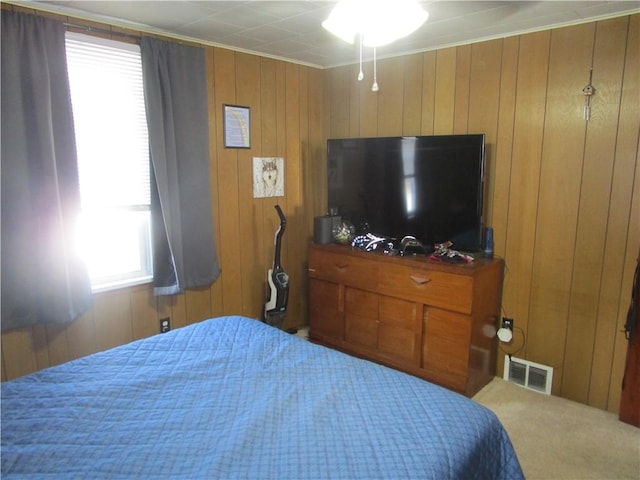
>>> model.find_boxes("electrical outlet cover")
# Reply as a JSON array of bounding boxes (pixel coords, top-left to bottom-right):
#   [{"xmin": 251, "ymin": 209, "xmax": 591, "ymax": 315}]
[
  {"xmin": 160, "ymin": 317, "xmax": 171, "ymax": 333},
  {"xmin": 497, "ymin": 327, "xmax": 513, "ymax": 343}
]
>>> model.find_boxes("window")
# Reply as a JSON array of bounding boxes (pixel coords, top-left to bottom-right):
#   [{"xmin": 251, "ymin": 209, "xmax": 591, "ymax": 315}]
[{"xmin": 65, "ymin": 32, "xmax": 152, "ymax": 292}]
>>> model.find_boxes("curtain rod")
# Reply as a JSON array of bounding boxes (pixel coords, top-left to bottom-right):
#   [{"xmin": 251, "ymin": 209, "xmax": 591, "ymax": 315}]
[{"xmin": 63, "ymin": 22, "xmax": 140, "ymax": 41}]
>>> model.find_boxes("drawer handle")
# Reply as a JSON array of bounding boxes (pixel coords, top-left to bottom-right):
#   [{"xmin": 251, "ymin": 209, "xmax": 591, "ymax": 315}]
[
  {"xmin": 308, "ymin": 268, "xmax": 316, "ymax": 272},
  {"xmin": 410, "ymin": 275, "xmax": 431, "ymax": 285},
  {"xmin": 335, "ymin": 263, "xmax": 349, "ymax": 270}
]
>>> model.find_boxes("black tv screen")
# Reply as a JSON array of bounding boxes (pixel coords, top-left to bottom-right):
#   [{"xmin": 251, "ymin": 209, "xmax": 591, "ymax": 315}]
[{"xmin": 327, "ymin": 134, "xmax": 485, "ymax": 252}]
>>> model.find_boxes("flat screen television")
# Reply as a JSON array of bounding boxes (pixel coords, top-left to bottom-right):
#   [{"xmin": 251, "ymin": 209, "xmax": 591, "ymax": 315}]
[{"xmin": 327, "ymin": 134, "xmax": 486, "ymax": 252}]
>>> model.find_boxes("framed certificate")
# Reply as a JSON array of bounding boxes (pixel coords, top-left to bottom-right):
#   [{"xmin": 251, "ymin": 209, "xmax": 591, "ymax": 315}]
[{"xmin": 223, "ymin": 104, "xmax": 251, "ymax": 148}]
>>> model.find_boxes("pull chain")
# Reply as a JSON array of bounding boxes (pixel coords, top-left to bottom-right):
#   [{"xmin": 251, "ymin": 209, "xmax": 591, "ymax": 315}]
[
  {"xmin": 371, "ymin": 47, "xmax": 379, "ymax": 92},
  {"xmin": 357, "ymin": 33, "xmax": 364, "ymax": 81}
]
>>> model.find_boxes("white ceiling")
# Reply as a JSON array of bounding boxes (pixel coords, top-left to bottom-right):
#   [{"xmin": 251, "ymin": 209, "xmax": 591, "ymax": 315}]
[{"xmin": 18, "ymin": 1, "xmax": 640, "ymax": 68}]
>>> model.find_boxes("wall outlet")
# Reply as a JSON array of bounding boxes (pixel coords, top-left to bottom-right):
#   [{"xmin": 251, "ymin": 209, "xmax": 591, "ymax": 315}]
[
  {"xmin": 502, "ymin": 317, "xmax": 514, "ymax": 331},
  {"xmin": 497, "ymin": 317, "xmax": 514, "ymax": 343},
  {"xmin": 160, "ymin": 317, "xmax": 171, "ymax": 333}
]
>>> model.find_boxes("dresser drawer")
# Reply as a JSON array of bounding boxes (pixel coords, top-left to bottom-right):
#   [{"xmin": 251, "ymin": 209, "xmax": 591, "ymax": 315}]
[
  {"xmin": 378, "ymin": 264, "xmax": 473, "ymax": 313},
  {"xmin": 308, "ymin": 249, "xmax": 378, "ymax": 288}
]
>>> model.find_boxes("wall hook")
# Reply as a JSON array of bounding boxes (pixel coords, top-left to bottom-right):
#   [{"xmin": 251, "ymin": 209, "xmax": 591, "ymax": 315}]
[{"xmin": 583, "ymin": 68, "xmax": 595, "ymax": 121}]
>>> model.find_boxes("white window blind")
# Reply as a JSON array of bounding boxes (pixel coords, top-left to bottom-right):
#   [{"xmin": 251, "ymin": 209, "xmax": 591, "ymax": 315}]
[{"xmin": 66, "ymin": 32, "xmax": 152, "ymax": 292}]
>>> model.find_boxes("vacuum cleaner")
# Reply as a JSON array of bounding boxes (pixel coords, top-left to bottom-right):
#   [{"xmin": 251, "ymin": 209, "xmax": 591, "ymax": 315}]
[{"xmin": 264, "ymin": 205, "xmax": 289, "ymax": 328}]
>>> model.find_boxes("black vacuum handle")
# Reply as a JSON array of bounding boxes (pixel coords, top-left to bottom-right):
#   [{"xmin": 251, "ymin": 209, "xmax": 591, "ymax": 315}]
[
  {"xmin": 275, "ymin": 205, "xmax": 286, "ymax": 230},
  {"xmin": 273, "ymin": 205, "xmax": 286, "ymax": 270}
]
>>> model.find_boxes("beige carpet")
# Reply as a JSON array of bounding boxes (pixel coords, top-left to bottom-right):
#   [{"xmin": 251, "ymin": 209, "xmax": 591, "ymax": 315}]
[{"xmin": 473, "ymin": 377, "xmax": 640, "ymax": 479}]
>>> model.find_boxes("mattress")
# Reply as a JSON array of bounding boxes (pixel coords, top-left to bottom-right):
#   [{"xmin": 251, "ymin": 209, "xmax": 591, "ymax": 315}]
[{"xmin": 2, "ymin": 315, "xmax": 523, "ymax": 479}]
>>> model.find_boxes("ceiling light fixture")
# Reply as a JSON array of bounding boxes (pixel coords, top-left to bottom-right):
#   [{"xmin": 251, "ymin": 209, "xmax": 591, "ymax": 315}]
[{"xmin": 322, "ymin": 0, "xmax": 429, "ymax": 91}]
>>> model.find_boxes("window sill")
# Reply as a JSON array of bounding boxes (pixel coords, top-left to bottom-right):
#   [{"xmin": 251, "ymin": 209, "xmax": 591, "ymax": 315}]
[{"xmin": 91, "ymin": 275, "xmax": 153, "ymax": 294}]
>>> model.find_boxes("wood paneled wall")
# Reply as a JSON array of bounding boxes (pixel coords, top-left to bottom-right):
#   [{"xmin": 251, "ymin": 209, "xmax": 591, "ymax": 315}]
[
  {"xmin": 2, "ymin": 4, "xmax": 638, "ymax": 415},
  {"xmin": 0, "ymin": 4, "xmax": 327, "ymax": 381},
  {"xmin": 324, "ymin": 14, "xmax": 639, "ymax": 412}
]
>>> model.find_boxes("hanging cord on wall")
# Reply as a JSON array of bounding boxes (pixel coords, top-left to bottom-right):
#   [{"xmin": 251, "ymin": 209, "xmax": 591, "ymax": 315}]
[{"xmin": 499, "ymin": 327, "xmax": 526, "ymax": 361}]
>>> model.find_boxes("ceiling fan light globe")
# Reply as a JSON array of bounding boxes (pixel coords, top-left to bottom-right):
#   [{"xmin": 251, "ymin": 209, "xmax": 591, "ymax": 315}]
[
  {"xmin": 321, "ymin": 0, "xmax": 359, "ymax": 44},
  {"xmin": 324, "ymin": 0, "xmax": 429, "ymax": 47}
]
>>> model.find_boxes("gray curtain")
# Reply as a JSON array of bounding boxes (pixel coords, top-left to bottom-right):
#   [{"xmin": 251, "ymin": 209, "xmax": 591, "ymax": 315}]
[
  {"xmin": 1, "ymin": 12, "xmax": 92, "ymax": 332},
  {"xmin": 140, "ymin": 37, "xmax": 220, "ymax": 295}
]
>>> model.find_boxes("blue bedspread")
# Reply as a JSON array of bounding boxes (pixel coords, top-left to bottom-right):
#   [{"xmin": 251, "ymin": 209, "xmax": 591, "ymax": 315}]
[{"xmin": 2, "ymin": 316, "xmax": 523, "ymax": 479}]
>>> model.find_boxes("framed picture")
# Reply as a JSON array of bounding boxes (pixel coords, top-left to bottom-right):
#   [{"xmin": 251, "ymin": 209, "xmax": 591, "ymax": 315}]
[
  {"xmin": 253, "ymin": 157, "xmax": 284, "ymax": 198},
  {"xmin": 223, "ymin": 104, "xmax": 250, "ymax": 148}
]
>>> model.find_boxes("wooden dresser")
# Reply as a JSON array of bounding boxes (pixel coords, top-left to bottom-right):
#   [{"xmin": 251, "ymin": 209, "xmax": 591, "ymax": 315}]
[{"xmin": 307, "ymin": 243, "xmax": 504, "ymax": 397}]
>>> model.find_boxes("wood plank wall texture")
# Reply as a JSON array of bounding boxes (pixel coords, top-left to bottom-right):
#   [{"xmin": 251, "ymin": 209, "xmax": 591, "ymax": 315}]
[
  {"xmin": 0, "ymin": 3, "xmax": 327, "ymax": 381},
  {"xmin": 1, "ymin": 4, "xmax": 638, "ymax": 415},
  {"xmin": 324, "ymin": 14, "xmax": 639, "ymax": 412}
]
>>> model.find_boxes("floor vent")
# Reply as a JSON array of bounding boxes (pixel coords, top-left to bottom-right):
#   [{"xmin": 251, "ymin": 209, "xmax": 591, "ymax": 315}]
[{"xmin": 503, "ymin": 356, "xmax": 553, "ymax": 395}]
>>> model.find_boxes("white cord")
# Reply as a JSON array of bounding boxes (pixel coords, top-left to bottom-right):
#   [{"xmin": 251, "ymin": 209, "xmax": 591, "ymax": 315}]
[
  {"xmin": 358, "ymin": 34, "xmax": 364, "ymax": 81},
  {"xmin": 371, "ymin": 47, "xmax": 379, "ymax": 92}
]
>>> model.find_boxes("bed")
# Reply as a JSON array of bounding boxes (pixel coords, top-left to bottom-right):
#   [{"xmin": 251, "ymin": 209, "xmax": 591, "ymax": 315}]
[{"xmin": 2, "ymin": 315, "xmax": 523, "ymax": 479}]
